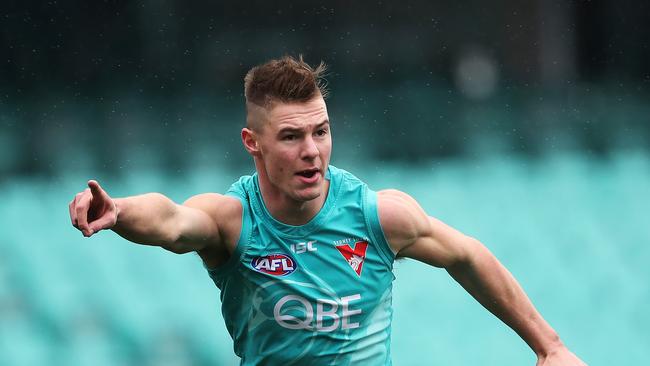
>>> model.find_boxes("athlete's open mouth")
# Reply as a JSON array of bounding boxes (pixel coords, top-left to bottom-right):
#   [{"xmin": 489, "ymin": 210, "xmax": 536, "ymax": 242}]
[{"xmin": 296, "ymin": 168, "xmax": 319, "ymax": 178}]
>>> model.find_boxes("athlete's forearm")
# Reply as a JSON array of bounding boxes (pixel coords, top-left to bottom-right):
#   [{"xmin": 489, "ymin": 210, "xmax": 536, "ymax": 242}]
[
  {"xmin": 112, "ymin": 193, "xmax": 182, "ymax": 250},
  {"xmin": 446, "ymin": 240, "xmax": 563, "ymax": 358}
]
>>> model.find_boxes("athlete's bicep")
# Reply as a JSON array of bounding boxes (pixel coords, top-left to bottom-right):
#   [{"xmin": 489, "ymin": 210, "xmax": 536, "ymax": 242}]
[{"xmin": 377, "ymin": 189, "xmax": 474, "ymax": 268}]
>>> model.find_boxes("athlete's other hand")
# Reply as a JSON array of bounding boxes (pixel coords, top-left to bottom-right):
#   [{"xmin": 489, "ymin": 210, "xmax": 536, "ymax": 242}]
[
  {"xmin": 536, "ymin": 346, "xmax": 587, "ymax": 366},
  {"xmin": 69, "ymin": 180, "xmax": 117, "ymax": 237}
]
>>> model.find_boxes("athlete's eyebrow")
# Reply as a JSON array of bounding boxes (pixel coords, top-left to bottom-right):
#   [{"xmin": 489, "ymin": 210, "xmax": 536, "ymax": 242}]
[
  {"xmin": 277, "ymin": 126, "xmax": 302, "ymax": 135},
  {"xmin": 317, "ymin": 119, "xmax": 330, "ymax": 128},
  {"xmin": 311, "ymin": 120, "xmax": 330, "ymax": 131},
  {"xmin": 277, "ymin": 120, "xmax": 330, "ymax": 134}
]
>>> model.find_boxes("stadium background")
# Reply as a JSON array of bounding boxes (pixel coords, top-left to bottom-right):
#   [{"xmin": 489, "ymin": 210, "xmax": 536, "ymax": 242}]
[{"xmin": 1, "ymin": 1, "xmax": 649, "ymax": 365}]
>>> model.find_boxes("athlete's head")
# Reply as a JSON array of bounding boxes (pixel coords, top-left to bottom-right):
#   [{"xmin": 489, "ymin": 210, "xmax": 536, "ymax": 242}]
[{"xmin": 241, "ymin": 55, "xmax": 331, "ymax": 203}]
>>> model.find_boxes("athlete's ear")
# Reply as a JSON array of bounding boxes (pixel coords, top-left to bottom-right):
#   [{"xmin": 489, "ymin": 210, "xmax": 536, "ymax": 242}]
[{"xmin": 242, "ymin": 128, "xmax": 261, "ymax": 157}]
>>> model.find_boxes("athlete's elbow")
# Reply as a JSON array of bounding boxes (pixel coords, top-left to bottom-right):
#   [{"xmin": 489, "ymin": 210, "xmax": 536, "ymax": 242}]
[
  {"xmin": 449, "ymin": 236, "xmax": 485, "ymax": 268},
  {"xmin": 164, "ymin": 231, "xmax": 211, "ymax": 255},
  {"xmin": 160, "ymin": 210, "xmax": 197, "ymax": 254}
]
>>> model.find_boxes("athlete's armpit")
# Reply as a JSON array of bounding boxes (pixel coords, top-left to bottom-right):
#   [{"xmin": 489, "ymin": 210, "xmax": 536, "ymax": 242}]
[{"xmin": 376, "ymin": 189, "xmax": 475, "ymax": 268}]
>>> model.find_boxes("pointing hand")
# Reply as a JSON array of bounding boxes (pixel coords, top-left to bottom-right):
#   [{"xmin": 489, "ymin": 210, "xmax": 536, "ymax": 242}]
[{"xmin": 69, "ymin": 180, "xmax": 117, "ymax": 237}]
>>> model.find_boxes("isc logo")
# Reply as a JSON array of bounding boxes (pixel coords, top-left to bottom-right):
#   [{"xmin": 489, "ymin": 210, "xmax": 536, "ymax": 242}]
[{"xmin": 251, "ymin": 254, "xmax": 297, "ymax": 276}]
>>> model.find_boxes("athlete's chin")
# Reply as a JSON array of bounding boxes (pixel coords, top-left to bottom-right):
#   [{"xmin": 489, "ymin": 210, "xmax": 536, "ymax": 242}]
[
  {"xmin": 291, "ymin": 188, "xmax": 321, "ymax": 202},
  {"xmin": 290, "ymin": 174, "xmax": 324, "ymax": 201}
]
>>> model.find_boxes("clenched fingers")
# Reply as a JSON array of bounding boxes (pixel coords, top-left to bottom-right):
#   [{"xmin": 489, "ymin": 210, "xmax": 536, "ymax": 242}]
[
  {"xmin": 69, "ymin": 198, "xmax": 77, "ymax": 227},
  {"xmin": 69, "ymin": 190, "xmax": 86, "ymax": 228},
  {"xmin": 74, "ymin": 188, "xmax": 94, "ymax": 236}
]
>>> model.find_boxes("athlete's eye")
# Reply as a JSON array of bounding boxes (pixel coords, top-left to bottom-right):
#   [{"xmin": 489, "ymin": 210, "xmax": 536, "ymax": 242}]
[
  {"xmin": 316, "ymin": 128, "xmax": 328, "ymax": 137},
  {"xmin": 282, "ymin": 134, "xmax": 296, "ymax": 141}
]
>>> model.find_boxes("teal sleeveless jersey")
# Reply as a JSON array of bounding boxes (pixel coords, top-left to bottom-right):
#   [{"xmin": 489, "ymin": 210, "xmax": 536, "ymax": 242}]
[{"xmin": 206, "ymin": 165, "xmax": 396, "ymax": 365}]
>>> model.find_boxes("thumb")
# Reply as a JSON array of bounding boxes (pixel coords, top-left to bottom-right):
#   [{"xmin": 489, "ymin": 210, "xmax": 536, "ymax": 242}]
[{"xmin": 88, "ymin": 212, "xmax": 117, "ymax": 233}]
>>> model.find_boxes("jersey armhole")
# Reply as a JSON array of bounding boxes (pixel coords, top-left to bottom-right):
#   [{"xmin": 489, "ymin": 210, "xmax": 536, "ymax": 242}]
[
  {"xmin": 205, "ymin": 191, "xmax": 252, "ymax": 277},
  {"xmin": 363, "ymin": 186, "xmax": 396, "ymax": 268}
]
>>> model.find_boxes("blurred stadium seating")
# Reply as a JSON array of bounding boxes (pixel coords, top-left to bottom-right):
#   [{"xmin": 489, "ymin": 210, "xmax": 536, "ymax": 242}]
[{"xmin": 1, "ymin": 152, "xmax": 648, "ymax": 365}]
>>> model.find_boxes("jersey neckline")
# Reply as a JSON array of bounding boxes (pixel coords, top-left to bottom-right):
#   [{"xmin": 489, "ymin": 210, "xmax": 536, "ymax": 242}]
[{"xmin": 250, "ymin": 165, "xmax": 341, "ymax": 237}]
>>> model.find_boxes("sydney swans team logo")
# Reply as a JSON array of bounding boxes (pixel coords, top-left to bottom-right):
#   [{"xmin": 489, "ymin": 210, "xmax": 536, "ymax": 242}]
[
  {"xmin": 336, "ymin": 241, "xmax": 369, "ymax": 277},
  {"xmin": 251, "ymin": 254, "xmax": 297, "ymax": 276}
]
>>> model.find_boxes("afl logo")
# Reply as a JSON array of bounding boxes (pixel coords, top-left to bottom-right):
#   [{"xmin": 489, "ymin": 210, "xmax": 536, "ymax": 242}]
[{"xmin": 251, "ymin": 254, "xmax": 297, "ymax": 276}]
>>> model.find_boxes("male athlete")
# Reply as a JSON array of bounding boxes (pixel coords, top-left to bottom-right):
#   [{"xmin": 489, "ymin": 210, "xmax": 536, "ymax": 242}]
[{"xmin": 69, "ymin": 56, "xmax": 587, "ymax": 365}]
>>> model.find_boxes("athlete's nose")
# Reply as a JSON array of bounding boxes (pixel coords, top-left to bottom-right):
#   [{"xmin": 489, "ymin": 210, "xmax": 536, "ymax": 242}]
[{"xmin": 300, "ymin": 135, "xmax": 319, "ymax": 160}]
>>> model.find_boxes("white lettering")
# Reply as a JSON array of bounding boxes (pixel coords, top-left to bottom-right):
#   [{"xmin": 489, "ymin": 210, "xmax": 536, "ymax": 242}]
[
  {"xmin": 270, "ymin": 259, "xmax": 282, "ymax": 271},
  {"xmin": 282, "ymin": 258, "xmax": 294, "ymax": 270},
  {"xmin": 307, "ymin": 240, "xmax": 317, "ymax": 252},
  {"xmin": 274, "ymin": 295, "xmax": 313, "ymax": 330},
  {"xmin": 333, "ymin": 237, "xmax": 369, "ymax": 246},
  {"xmin": 291, "ymin": 241, "xmax": 318, "ymax": 254},
  {"xmin": 341, "ymin": 294, "xmax": 362, "ymax": 329},
  {"xmin": 316, "ymin": 299, "xmax": 339, "ymax": 332},
  {"xmin": 273, "ymin": 293, "xmax": 362, "ymax": 332},
  {"xmin": 255, "ymin": 258, "xmax": 270, "ymax": 271}
]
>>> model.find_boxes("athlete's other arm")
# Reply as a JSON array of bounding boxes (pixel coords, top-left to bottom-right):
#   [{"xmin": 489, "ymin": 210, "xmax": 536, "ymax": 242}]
[
  {"xmin": 69, "ymin": 180, "xmax": 236, "ymax": 263},
  {"xmin": 377, "ymin": 189, "xmax": 587, "ymax": 366}
]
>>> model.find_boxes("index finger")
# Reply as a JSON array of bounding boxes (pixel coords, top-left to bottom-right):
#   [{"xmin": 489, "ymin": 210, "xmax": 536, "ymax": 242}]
[{"xmin": 88, "ymin": 180, "xmax": 104, "ymax": 197}]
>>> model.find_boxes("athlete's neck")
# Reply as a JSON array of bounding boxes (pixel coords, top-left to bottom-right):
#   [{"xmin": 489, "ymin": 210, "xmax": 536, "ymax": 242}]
[{"xmin": 256, "ymin": 166, "xmax": 329, "ymax": 226}]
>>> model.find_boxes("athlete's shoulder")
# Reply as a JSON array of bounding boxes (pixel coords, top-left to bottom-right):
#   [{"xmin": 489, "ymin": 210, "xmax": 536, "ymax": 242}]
[
  {"xmin": 376, "ymin": 189, "xmax": 430, "ymax": 253},
  {"xmin": 182, "ymin": 193, "xmax": 242, "ymax": 224}
]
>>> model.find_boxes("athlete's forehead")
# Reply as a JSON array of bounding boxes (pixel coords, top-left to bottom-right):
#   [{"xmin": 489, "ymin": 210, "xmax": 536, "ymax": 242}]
[
  {"xmin": 247, "ymin": 97, "xmax": 329, "ymax": 133},
  {"xmin": 267, "ymin": 97, "xmax": 328, "ymax": 129}
]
